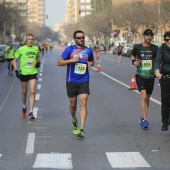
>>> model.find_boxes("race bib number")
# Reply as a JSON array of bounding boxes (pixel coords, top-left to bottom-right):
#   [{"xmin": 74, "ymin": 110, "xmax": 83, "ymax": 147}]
[
  {"xmin": 142, "ymin": 60, "xmax": 152, "ymax": 70},
  {"xmin": 74, "ymin": 63, "xmax": 87, "ymax": 74},
  {"xmin": 26, "ymin": 59, "xmax": 35, "ymax": 68}
]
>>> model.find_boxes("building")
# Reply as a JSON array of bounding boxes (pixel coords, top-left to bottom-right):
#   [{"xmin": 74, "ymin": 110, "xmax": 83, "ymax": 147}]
[
  {"xmin": 27, "ymin": 0, "xmax": 45, "ymax": 27},
  {"xmin": 65, "ymin": 0, "xmax": 93, "ymax": 24}
]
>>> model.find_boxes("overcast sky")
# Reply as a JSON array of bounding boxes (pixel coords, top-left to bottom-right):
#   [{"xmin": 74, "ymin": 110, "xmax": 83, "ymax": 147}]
[{"xmin": 45, "ymin": 0, "xmax": 67, "ymax": 29}]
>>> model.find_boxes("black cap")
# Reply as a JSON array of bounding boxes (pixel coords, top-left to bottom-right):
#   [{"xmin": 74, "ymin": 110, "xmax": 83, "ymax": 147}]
[{"xmin": 143, "ymin": 29, "xmax": 154, "ymax": 35}]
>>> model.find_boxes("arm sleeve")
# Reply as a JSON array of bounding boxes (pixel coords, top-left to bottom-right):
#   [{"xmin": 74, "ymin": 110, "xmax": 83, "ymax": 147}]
[
  {"xmin": 154, "ymin": 46, "xmax": 163, "ymax": 71},
  {"xmin": 89, "ymin": 49, "xmax": 94, "ymax": 61},
  {"xmin": 131, "ymin": 46, "xmax": 137, "ymax": 57}
]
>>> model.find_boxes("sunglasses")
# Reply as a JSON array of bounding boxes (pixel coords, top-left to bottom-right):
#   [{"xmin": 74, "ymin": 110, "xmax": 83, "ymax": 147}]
[
  {"xmin": 165, "ymin": 39, "xmax": 170, "ymax": 42},
  {"xmin": 75, "ymin": 36, "xmax": 85, "ymax": 40}
]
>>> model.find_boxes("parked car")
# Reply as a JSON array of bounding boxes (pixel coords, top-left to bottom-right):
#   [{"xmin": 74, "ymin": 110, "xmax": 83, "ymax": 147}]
[
  {"xmin": 0, "ymin": 47, "xmax": 5, "ymax": 62},
  {"xmin": 122, "ymin": 44, "xmax": 132, "ymax": 56},
  {"xmin": 13, "ymin": 43, "xmax": 20, "ymax": 50},
  {"xmin": 126, "ymin": 44, "xmax": 137, "ymax": 57}
]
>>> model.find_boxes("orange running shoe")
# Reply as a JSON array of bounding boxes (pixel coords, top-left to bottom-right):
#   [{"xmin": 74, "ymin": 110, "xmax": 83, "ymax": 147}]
[{"xmin": 21, "ymin": 106, "xmax": 27, "ymax": 118}]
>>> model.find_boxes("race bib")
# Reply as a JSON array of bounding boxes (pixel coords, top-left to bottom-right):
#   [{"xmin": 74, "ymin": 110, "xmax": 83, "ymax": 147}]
[
  {"xmin": 142, "ymin": 60, "xmax": 152, "ymax": 70},
  {"xmin": 74, "ymin": 63, "xmax": 87, "ymax": 74},
  {"xmin": 26, "ymin": 59, "xmax": 35, "ymax": 68}
]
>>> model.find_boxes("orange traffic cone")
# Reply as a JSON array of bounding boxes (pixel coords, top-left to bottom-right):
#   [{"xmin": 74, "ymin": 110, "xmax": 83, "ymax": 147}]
[
  {"xmin": 97, "ymin": 61, "xmax": 101, "ymax": 72},
  {"xmin": 128, "ymin": 75, "xmax": 137, "ymax": 90}
]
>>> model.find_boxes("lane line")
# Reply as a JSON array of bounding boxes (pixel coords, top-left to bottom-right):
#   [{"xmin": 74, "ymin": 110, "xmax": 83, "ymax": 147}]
[
  {"xmin": 26, "ymin": 133, "xmax": 35, "ymax": 154},
  {"xmin": 35, "ymin": 94, "xmax": 40, "ymax": 100},
  {"xmin": 91, "ymin": 67, "xmax": 161, "ymax": 105},
  {"xmin": 37, "ymin": 84, "xmax": 41, "ymax": 90},
  {"xmin": 33, "ymin": 107, "xmax": 38, "ymax": 118},
  {"xmin": 39, "ymin": 78, "xmax": 42, "ymax": 81},
  {"xmin": 0, "ymin": 78, "xmax": 16, "ymax": 113}
]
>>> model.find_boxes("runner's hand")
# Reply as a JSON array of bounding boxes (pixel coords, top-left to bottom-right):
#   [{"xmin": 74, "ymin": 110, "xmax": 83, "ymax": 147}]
[
  {"xmin": 35, "ymin": 62, "xmax": 40, "ymax": 68},
  {"xmin": 15, "ymin": 70, "xmax": 21, "ymax": 79}
]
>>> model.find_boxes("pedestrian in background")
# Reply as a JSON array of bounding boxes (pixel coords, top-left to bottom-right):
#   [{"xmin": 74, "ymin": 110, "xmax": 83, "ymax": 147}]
[
  {"xmin": 131, "ymin": 29, "xmax": 158, "ymax": 129},
  {"xmin": 4, "ymin": 41, "xmax": 16, "ymax": 76},
  {"xmin": 13, "ymin": 33, "xmax": 40, "ymax": 119},
  {"xmin": 95, "ymin": 40, "xmax": 100, "ymax": 60},
  {"xmin": 117, "ymin": 43, "xmax": 122, "ymax": 62},
  {"xmin": 57, "ymin": 30, "xmax": 94, "ymax": 138},
  {"xmin": 155, "ymin": 31, "xmax": 170, "ymax": 131}
]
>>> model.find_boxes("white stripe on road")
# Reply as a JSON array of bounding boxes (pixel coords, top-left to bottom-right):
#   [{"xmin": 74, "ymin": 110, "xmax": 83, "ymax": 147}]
[
  {"xmin": 26, "ymin": 133, "xmax": 35, "ymax": 154},
  {"xmin": 33, "ymin": 153, "xmax": 73, "ymax": 169},
  {"xmin": 106, "ymin": 152, "xmax": 150, "ymax": 168},
  {"xmin": 39, "ymin": 73, "xmax": 42, "ymax": 76},
  {"xmin": 37, "ymin": 84, "xmax": 41, "ymax": 90},
  {"xmin": 35, "ymin": 94, "xmax": 40, "ymax": 100},
  {"xmin": 91, "ymin": 67, "xmax": 161, "ymax": 105},
  {"xmin": 33, "ymin": 107, "xmax": 38, "ymax": 118},
  {"xmin": 38, "ymin": 78, "xmax": 42, "ymax": 81},
  {"xmin": 0, "ymin": 79, "xmax": 16, "ymax": 113}
]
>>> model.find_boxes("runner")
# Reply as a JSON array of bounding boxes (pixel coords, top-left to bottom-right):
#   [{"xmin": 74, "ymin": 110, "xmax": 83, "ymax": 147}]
[
  {"xmin": 57, "ymin": 30, "xmax": 95, "ymax": 138},
  {"xmin": 131, "ymin": 29, "xmax": 158, "ymax": 129},
  {"xmin": 95, "ymin": 40, "xmax": 100, "ymax": 60},
  {"xmin": 117, "ymin": 43, "xmax": 123, "ymax": 62},
  {"xmin": 4, "ymin": 41, "xmax": 16, "ymax": 76},
  {"xmin": 13, "ymin": 33, "xmax": 40, "ymax": 119}
]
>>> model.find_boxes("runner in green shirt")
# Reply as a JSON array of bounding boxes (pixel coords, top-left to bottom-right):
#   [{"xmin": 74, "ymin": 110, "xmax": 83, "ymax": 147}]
[
  {"xmin": 4, "ymin": 41, "xmax": 16, "ymax": 76},
  {"xmin": 13, "ymin": 33, "xmax": 40, "ymax": 119}
]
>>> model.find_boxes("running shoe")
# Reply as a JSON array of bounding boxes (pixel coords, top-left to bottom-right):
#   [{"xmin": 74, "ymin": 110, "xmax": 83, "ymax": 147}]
[
  {"xmin": 28, "ymin": 112, "xmax": 35, "ymax": 119},
  {"xmin": 141, "ymin": 120, "xmax": 149, "ymax": 130},
  {"xmin": 72, "ymin": 119, "xmax": 79, "ymax": 135},
  {"xmin": 161, "ymin": 122, "xmax": 169, "ymax": 131},
  {"xmin": 139, "ymin": 116, "xmax": 144, "ymax": 127},
  {"xmin": 77, "ymin": 128, "xmax": 84, "ymax": 138},
  {"xmin": 21, "ymin": 106, "xmax": 27, "ymax": 118}
]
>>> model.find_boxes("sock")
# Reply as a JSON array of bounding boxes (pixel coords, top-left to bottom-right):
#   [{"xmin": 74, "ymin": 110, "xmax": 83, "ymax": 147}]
[
  {"xmin": 23, "ymin": 105, "xmax": 27, "ymax": 109},
  {"xmin": 80, "ymin": 126, "xmax": 84, "ymax": 130},
  {"xmin": 72, "ymin": 118, "xmax": 77, "ymax": 123},
  {"xmin": 29, "ymin": 110, "xmax": 33, "ymax": 113}
]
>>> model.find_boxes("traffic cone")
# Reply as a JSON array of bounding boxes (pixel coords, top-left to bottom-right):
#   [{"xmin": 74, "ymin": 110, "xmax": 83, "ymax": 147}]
[
  {"xmin": 128, "ymin": 75, "xmax": 137, "ymax": 90},
  {"xmin": 97, "ymin": 61, "xmax": 101, "ymax": 72}
]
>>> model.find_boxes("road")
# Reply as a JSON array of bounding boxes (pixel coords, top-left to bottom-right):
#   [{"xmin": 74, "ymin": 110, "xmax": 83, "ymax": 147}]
[{"xmin": 0, "ymin": 48, "xmax": 169, "ymax": 170}]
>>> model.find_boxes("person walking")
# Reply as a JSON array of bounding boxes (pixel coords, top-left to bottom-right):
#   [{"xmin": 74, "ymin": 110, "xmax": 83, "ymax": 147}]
[
  {"xmin": 4, "ymin": 41, "xmax": 16, "ymax": 76},
  {"xmin": 95, "ymin": 40, "xmax": 100, "ymax": 60},
  {"xmin": 155, "ymin": 31, "xmax": 170, "ymax": 131},
  {"xmin": 117, "ymin": 43, "xmax": 123, "ymax": 62},
  {"xmin": 131, "ymin": 28, "xmax": 158, "ymax": 129},
  {"xmin": 13, "ymin": 33, "xmax": 40, "ymax": 119},
  {"xmin": 57, "ymin": 30, "xmax": 95, "ymax": 138}
]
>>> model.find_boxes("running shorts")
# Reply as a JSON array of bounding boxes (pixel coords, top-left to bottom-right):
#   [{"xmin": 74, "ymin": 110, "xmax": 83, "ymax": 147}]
[
  {"xmin": 20, "ymin": 73, "xmax": 37, "ymax": 82},
  {"xmin": 135, "ymin": 74, "xmax": 155, "ymax": 95},
  {"xmin": 66, "ymin": 82, "xmax": 90, "ymax": 98}
]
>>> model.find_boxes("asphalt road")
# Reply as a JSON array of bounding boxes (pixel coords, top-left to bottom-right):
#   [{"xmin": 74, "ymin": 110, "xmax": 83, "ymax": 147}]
[{"xmin": 0, "ymin": 48, "xmax": 169, "ymax": 170}]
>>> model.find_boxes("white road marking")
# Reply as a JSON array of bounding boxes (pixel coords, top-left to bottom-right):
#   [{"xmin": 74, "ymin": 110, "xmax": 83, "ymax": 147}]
[
  {"xmin": 0, "ymin": 79, "xmax": 16, "ymax": 113},
  {"xmin": 35, "ymin": 94, "xmax": 40, "ymax": 100},
  {"xmin": 37, "ymin": 84, "xmax": 41, "ymax": 90},
  {"xmin": 39, "ymin": 73, "xmax": 42, "ymax": 76},
  {"xmin": 91, "ymin": 67, "xmax": 161, "ymax": 105},
  {"xmin": 40, "ymin": 69, "xmax": 43, "ymax": 72},
  {"xmin": 38, "ymin": 78, "xmax": 42, "ymax": 81},
  {"xmin": 33, "ymin": 153, "xmax": 73, "ymax": 169},
  {"xmin": 106, "ymin": 152, "xmax": 150, "ymax": 168},
  {"xmin": 33, "ymin": 107, "xmax": 38, "ymax": 118},
  {"xmin": 26, "ymin": 133, "xmax": 35, "ymax": 154}
]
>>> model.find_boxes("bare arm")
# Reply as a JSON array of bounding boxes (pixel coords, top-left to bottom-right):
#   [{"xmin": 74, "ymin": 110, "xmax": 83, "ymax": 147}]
[
  {"xmin": 57, "ymin": 56, "xmax": 79, "ymax": 66},
  {"xmin": 87, "ymin": 60, "xmax": 95, "ymax": 67},
  {"xmin": 13, "ymin": 57, "xmax": 18, "ymax": 71}
]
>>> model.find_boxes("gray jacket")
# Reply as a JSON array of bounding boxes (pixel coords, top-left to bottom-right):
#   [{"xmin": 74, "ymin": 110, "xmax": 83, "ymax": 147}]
[{"xmin": 155, "ymin": 44, "xmax": 170, "ymax": 74}]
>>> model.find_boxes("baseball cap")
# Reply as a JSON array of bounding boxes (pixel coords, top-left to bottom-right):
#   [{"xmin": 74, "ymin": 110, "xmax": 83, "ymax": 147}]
[{"xmin": 143, "ymin": 29, "xmax": 154, "ymax": 35}]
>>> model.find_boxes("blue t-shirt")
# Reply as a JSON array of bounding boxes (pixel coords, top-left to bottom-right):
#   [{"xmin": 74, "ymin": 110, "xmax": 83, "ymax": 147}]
[{"xmin": 61, "ymin": 45, "xmax": 94, "ymax": 83}]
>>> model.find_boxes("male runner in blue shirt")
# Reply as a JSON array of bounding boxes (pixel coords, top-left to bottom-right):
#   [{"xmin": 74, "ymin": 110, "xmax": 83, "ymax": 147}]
[{"xmin": 57, "ymin": 30, "xmax": 95, "ymax": 138}]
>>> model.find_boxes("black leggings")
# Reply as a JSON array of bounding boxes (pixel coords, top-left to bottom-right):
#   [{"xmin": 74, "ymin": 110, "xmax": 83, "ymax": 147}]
[{"xmin": 160, "ymin": 78, "xmax": 170, "ymax": 122}]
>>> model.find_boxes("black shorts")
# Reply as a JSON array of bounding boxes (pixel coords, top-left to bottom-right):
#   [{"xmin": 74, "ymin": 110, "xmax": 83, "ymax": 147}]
[
  {"xmin": 6, "ymin": 58, "xmax": 14, "ymax": 62},
  {"xmin": 66, "ymin": 82, "xmax": 90, "ymax": 98},
  {"xmin": 20, "ymin": 74, "xmax": 37, "ymax": 82},
  {"xmin": 135, "ymin": 74, "xmax": 155, "ymax": 95}
]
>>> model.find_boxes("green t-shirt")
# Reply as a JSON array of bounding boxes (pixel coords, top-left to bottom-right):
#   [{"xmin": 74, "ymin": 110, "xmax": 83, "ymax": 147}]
[
  {"xmin": 131, "ymin": 44, "xmax": 158, "ymax": 78},
  {"xmin": 15, "ymin": 45, "xmax": 40, "ymax": 75},
  {"xmin": 4, "ymin": 45, "xmax": 15, "ymax": 59}
]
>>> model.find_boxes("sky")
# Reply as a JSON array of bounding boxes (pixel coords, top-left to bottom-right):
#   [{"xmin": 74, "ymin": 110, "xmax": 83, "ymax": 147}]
[{"xmin": 45, "ymin": 0, "xmax": 67, "ymax": 29}]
